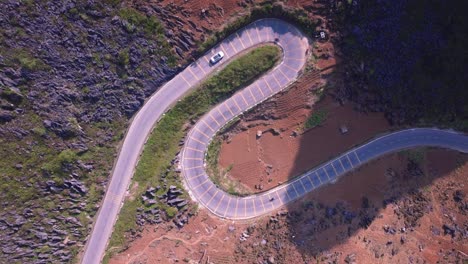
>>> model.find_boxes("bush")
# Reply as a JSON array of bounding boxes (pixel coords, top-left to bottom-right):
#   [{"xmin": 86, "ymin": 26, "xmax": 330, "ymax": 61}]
[
  {"xmin": 164, "ymin": 207, "xmax": 178, "ymax": 218},
  {"xmin": 57, "ymin": 149, "xmax": 77, "ymax": 164},
  {"xmin": 117, "ymin": 49, "xmax": 130, "ymax": 66},
  {"xmin": 42, "ymin": 149, "xmax": 77, "ymax": 174},
  {"xmin": 118, "ymin": 8, "xmax": 164, "ymax": 37},
  {"xmin": 8, "ymin": 49, "xmax": 49, "ymax": 71},
  {"xmin": 206, "ymin": 138, "xmax": 221, "ymax": 185},
  {"xmin": 304, "ymin": 110, "xmax": 328, "ymax": 129}
]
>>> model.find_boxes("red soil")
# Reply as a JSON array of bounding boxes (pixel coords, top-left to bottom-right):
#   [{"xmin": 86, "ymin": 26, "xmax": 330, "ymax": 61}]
[{"xmin": 218, "ymin": 78, "xmax": 391, "ymax": 193}]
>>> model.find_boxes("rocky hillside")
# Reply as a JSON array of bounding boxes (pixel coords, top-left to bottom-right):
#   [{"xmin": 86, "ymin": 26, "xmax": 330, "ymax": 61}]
[
  {"xmin": 328, "ymin": 0, "xmax": 468, "ymax": 129},
  {"xmin": 0, "ymin": 1, "xmax": 184, "ymax": 262}
]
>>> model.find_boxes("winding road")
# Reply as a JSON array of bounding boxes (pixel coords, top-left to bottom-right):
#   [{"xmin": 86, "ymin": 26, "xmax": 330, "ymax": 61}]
[{"xmin": 82, "ymin": 18, "xmax": 468, "ymax": 263}]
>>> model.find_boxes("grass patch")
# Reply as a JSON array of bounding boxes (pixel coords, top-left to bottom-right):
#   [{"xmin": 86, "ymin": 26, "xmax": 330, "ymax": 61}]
[
  {"xmin": 206, "ymin": 138, "xmax": 222, "ymax": 186},
  {"xmin": 304, "ymin": 109, "xmax": 328, "ymax": 129},
  {"xmin": 42, "ymin": 149, "xmax": 77, "ymax": 175},
  {"xmin": 118, "ymin": 7, "xmax": 164, "ymax": 36},
  {"xmin": 7, "ymin": 48, "xmax": 49, "ymax": 71},
  {"xmin": 117, "ymin": 7, "xmax": 176, "ymax": 66},
  {"xmin": 117, "ymin": 49, "xmax": 130, "ymax": 67},
  {"xmin": 105, "ymin": 45, "xmax": 281, "ymax": 258}
]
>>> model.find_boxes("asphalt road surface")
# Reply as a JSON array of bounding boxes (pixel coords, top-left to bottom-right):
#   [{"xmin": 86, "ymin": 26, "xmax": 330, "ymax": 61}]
[
  {"xmin": 82, "ymin": 18, "xmax": 468, "ymax": 263},
  {"xmin": 82, "ymin": 18, "xmax": 309, "ymax": 264}
]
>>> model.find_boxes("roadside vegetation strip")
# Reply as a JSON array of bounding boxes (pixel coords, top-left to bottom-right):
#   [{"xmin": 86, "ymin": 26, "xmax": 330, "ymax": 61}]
[
  {"xmin": 105, "ymin": 45, "xmax": 281, "ymax": 257},
  {"xmin": 206, "ymin": 137, "xmax": 222, "ymax": 186}
]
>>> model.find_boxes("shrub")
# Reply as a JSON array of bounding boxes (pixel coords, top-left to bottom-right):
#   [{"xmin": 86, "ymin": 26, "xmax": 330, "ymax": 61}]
[
  {"xmin": 118, "ymin": 8, "xmax": 164, "ymax": 37},
  {"xmin": 42, "ymin": 149, "xmax": 77, "ymax": 174},
  {"xmin": 117, "ymin": 49, "xmax": 130, "ymax": 66},
  {"xmin": 165, "ymin": 207, "xmax": 178, "ymax": 218},
  {"xmin": 304, "ymin": 110, "xmax": 328, "ymax": 129}
]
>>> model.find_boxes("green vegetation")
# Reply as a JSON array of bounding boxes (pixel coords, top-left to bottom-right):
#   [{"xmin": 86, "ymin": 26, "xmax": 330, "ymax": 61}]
[
  {"xmin": 219, "ymin": 116, "xmax": 240, "ymax": 134},
  {"xmin": 206, "ymin": 138, "xmax": 222, "ymax": 186},
  {"xmin": 106, "ymin": 45, "xmax": 281, "ymax": 258},
  {"xmin": 0, "ymin": 112, "xmax": 86, "ymax": 206},
  {"xmin": 1, "ymin": 1, "xmax": 180, "ymax": 262},
  {"xmin": 7, "ymin": 49, "xmax": 49, "ymax": 71},
  {"xmin": 197, "ymin": 1, "xmax": 320, "ymax": 55},
  {"xmin": 103, "ymin": 0, "xmax": 121, "ymax": 7},
  {"xmin": 119, "ymin": 7, "xmax": 175, "ymax": 66},
  {"xmin": 304, "ymin": 109, "xmax": 328, "ymax": 129},
  {"xmin": 42, "ymin": 149, "xmax": 78, "ymax": 175},
  {"xmin": 164, "ymin": 207, "xmax": 178, "ymax": 218},
  {"xmin": 118, "ymin": 7, "xmax": 164, "ymax": 37},
  {"xmin": 117, "ymin": 49, "xmax": 130, "ymax": 66}
]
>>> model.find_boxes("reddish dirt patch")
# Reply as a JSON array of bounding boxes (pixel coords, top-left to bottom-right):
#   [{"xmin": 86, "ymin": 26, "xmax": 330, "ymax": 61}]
[
  {"xmin": 314, "ymin": 41, "xmax": 338, "ymax": 71},
  {"xmin": 154, "ymin": 0, "xmax": 246, "ymax": 35},
  {"xmin": 109, "ymin": 208, "xmax": 252, "ymax": 264},
  {"xmin": 218, "ymin": 73, "xmax": 390, "ymax": 193}
]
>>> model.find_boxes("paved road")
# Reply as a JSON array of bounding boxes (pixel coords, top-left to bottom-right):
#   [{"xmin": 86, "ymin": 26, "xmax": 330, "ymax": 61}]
[
  {"xmin": 82, "ymin": 18, "xmax": 308, "ymax": 264},
  {"xmin": 178, "ymin": 21, "xmax": 468, "ymax": 220},
  {"xmin": 182, "ymin": 127, "xmax": 468, "ymax": 219},
  {"xmin": 82, "ymin": 18, "xmax": 468, "ymax": 263}
]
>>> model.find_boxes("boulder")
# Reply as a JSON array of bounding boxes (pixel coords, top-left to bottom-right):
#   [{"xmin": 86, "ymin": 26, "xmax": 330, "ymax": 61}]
[
  {"xmin": 64, "ymin": 179, "xmax": 88, "ymax": 194},
  {"xmin": 0, "ymin": 110, "xmax": 14, "ymax": 123},
  {"xmin": 145, "ymin": 199, "xmax": 157, "ymax": 206},
  {"xmin": 35, "ymin": 232, "xmax": 48, "ymax": 242}
]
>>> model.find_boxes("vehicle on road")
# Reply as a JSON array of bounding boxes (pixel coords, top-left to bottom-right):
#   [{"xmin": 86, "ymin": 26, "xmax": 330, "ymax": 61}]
[{"xmin": 210, "ymin": 51, "xmax": 224, "ymax": 64}]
